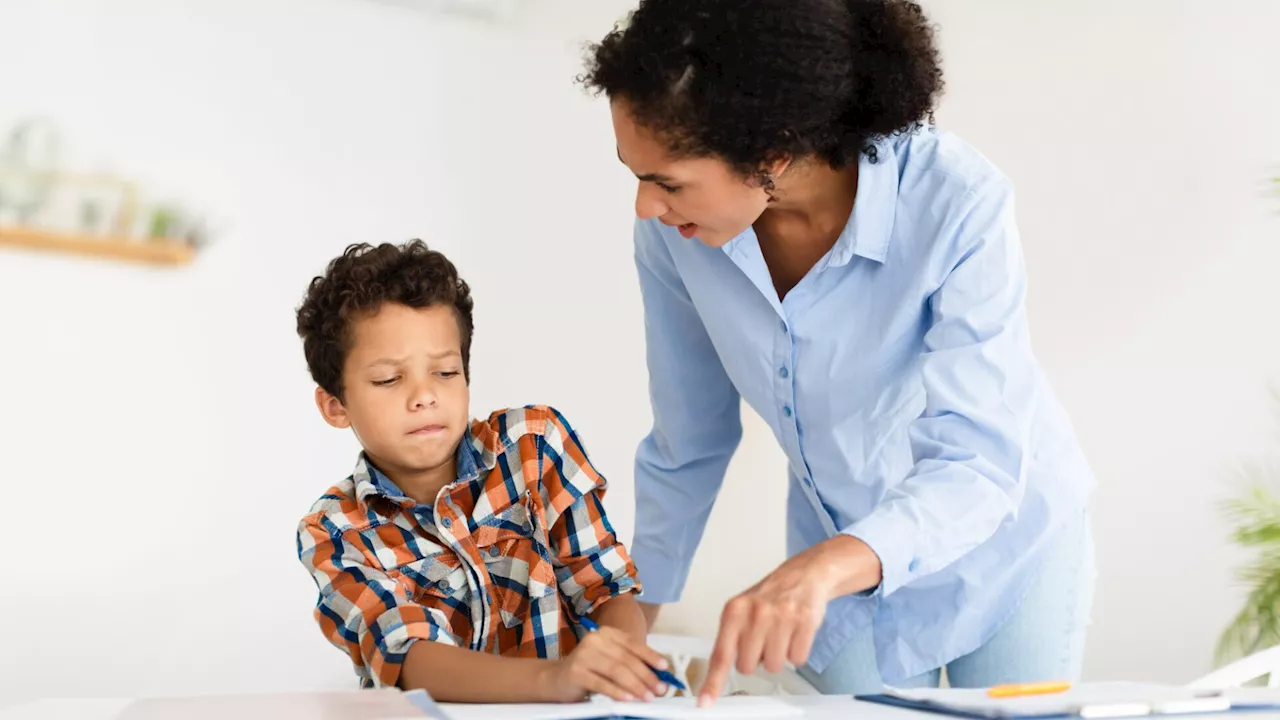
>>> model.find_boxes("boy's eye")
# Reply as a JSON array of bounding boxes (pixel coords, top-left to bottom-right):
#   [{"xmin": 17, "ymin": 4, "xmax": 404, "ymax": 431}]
[
  {"xmin": 657, "ymin": 182, "xmax": 681, "ymax": 194},
  {"xmin": 372, "ymin": 377, "xmax": 399, "ymax": 386},
  {"xmin": 438, "ymin": 371, "xmax": 461, "ymax": 379}
]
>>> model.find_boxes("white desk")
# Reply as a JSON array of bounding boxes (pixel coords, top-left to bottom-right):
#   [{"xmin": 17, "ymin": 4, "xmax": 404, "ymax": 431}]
[
  {"xmin": 2, "ymin": 695, "xmax": 872, "ymax": 720},
  {"xmin": 2, "ymin": 699, "xmax": 132, "ymax": 720},
  {"xmin": 8, "ymin": 695, "xmax": 1280, "ymax": 720}
]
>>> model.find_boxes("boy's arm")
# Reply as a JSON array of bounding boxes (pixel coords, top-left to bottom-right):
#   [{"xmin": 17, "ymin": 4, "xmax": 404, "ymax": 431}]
[
  {"xmin": 399, "ymin": 642, "xmax": 555, "ymax": 702},
  {"xmin": 400, "ymin": 620, "xmax": 669, "ymax": 703},
  {"xmin": 589, "ymin": 591, "xmax": 649, "ymax": 642},
  {"xmin": 299, "ymin": 514, "xmax": 659, "ymax": 703},
  {"xmin": 298, "ymin": 516, "xmax": 570, "ymax": 701},
  {"xmin": 539, "ymin": 408, "xmax": 644, "ymax": 625}
]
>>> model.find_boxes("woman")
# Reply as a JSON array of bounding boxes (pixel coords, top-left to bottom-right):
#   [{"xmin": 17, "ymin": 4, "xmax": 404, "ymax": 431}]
[{"xmin": 579, "ymin": 0, "xmax": 1097, "ymax": 704}]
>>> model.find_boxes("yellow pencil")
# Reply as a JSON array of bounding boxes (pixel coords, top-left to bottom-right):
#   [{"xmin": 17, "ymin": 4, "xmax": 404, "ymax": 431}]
[{"xmin": 986, "ymin": 681, "xmax": 1072, "ymax": 698}]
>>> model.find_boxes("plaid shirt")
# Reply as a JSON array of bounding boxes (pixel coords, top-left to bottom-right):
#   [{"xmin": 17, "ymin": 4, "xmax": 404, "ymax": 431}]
[{"xmin": 296, "ymin": 405, "xmax": 641, "ymax": 689}]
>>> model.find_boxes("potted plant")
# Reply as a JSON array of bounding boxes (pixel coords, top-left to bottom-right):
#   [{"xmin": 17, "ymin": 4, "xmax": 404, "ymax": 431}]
[
  {"xmin": 1218, "ymin": 447, "xmax": 1280, "ymax": 664},
  {"xmin": 1216, "ymin": 173, "xmax": 1280, "ymax": 665}
]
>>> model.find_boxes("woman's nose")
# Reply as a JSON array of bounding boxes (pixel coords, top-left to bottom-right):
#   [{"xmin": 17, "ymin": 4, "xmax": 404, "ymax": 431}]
[{"xmin": 635, "ymin": 183, "xmax": 668, "ymax": 220}]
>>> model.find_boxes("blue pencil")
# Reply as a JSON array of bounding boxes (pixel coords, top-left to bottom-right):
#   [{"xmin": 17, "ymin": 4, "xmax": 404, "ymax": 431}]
[{"xmin": 578, "ymin": 617, "xmax": 688, "ymax": 692}]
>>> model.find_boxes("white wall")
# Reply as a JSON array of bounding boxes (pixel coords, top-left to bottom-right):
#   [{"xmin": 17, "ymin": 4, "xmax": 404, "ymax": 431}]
[{"xmin": 0, "ymin": 0, "xmax": 1277, "ymax": 707}]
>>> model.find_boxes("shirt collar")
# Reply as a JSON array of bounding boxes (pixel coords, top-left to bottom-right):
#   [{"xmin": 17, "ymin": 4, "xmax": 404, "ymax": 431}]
[
  {"xmin": 353, "ymin": 422, "xmax": 496, "ymax": 505},
  {"xmin": 827, "ymin": 136, "xmax": 901, "ymax": 268},
  {"xmin": 719, "ymin": 137, "xmax": 902, "ymax": 269}
]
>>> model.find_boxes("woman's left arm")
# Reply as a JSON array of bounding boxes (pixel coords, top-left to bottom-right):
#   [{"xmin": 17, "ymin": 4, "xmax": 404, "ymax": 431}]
[
  {"xmin": 842, "ymin": 174, "xmax": 1034, "ymax": 597},
  {"xmin": 700, "ymin": 176, "xmax": 1037, "ymax": 704}
]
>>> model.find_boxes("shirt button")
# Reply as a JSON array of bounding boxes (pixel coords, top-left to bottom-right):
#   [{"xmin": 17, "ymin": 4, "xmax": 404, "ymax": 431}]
[
  {"xmin": 437, "ymin": 578, "xmax": 451, "ymax": 592},
  {"xmin": 441, "ymin": 517, "xmax": 452, "ymax": 529},
  {"xmin": 779, "ymin": 366, "xmax": 789, "ymax": 379},
  {"xmin": 488, "ymin": 546, "xmax": 501, "ymax": 558},
  {"xmin": 783, "ymin": 405, "xmax": 793, "ymax": 418},
  {"xmin": 780, "ymin": 320, "xmax": 788, "ymax": 333},
  {"xmin": 803, "ymin": 476, "xmax": 813, "ymax": 487}
]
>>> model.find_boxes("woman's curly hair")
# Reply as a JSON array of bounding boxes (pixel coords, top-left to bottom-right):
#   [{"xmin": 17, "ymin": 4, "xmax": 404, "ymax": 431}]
[
  {"xmin": 580, "ymin": 0, "xmax": 944, "ymax": 177},
  {"xmin": 296, "ymin": 240, "xmax": 474, "ymax": 401}
]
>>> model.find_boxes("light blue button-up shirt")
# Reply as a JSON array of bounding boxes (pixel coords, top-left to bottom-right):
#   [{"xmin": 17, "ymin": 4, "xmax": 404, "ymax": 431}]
[{"xmin": 628, "ymin": 128, "xmax": 1096, "ymax": 684}]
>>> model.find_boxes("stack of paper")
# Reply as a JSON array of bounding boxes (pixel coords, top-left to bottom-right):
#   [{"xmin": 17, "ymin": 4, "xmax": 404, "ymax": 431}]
[{"xmin": 439, "ymin": 695, "xmax": 804, "ymax": 720}]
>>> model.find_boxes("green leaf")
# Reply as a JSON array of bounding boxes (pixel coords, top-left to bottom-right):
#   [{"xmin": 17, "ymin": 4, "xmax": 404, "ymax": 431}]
[{"xmin": 1216, "ymin": 390, "xmax": 1280, "ymax": 665}]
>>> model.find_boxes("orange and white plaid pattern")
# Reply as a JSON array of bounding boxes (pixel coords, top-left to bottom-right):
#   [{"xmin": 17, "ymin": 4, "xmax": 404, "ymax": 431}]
[{"xmin": 296, "ymin": 405, "xmax": 641, "ymax": 689}]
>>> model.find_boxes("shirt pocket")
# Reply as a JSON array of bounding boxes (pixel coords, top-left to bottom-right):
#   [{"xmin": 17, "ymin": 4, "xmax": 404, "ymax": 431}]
[
  {"xmin": 475, "ymin": 502, "xmax": 557, "ymax": 629},
  {"xmin": 391, "ymin": 552, "xmax": 467, "ymax": 604}
]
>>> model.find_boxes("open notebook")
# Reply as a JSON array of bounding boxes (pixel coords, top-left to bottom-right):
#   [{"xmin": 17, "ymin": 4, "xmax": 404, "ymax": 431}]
[
  {"xmin": 112, "ymin": 690, "xmax": 799, "ymax": 720},
  {"xmin": 438, "ymin": 695, "xmax": 804, "ymax": 720}
]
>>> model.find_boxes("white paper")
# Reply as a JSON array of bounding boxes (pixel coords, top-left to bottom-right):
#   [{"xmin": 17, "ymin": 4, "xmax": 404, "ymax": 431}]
[{"xmin": 440, "ymin": 695, "xmax": 804, "ymax": 720}]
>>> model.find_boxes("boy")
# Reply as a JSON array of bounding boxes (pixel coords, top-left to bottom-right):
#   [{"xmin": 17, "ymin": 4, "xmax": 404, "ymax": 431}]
[{"xmin": 294, "ymin": 240, "xmax": 668, "ymax": 703}]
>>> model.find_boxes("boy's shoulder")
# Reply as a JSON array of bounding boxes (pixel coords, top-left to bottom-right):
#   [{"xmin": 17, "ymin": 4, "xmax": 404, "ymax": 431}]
[
  {"xmin": 297, "ymin": 473, "xmax": 371, "ymax": 538},
  {"xmin": 474, "ymin": 404, "xmax": 604, "ymax": 504},
  {"xmin": 474, "ymin": 404, "xmax": 582, "ymax": 451}
]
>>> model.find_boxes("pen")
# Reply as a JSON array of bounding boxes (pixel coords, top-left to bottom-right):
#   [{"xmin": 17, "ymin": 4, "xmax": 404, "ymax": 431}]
[
  {"xmin": 987, "ymin": 681, "xmax": 1072, "ymax": 698},
  {"xmin": 578, "ymin": 617, "xmax": 688, "ymax": 692}
]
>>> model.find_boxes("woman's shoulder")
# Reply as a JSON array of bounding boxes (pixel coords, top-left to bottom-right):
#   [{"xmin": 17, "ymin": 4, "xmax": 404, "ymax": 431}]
[
  {"xmin": 887, "ymin": 127, "xmax": 1011, "ymax": 200},
  {"xmin": 877, "ymin": 129, "xmax": 1020, "ymax": 275}
]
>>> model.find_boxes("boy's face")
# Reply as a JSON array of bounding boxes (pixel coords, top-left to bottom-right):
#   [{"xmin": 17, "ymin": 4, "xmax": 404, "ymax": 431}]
[{"xmin": 316, "ymin": 302, "xmax": 470, "ymax": 483}]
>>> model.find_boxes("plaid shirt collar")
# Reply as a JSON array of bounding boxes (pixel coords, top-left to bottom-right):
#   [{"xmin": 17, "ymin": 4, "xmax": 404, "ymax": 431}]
[{"xmin": 353, "ymin": 423, "xmax": 498, "ymax": 506}]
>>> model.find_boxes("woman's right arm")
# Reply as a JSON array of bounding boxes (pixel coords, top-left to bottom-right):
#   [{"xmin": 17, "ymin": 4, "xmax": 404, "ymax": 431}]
[{"xmin": 630, "ymin": 218, "xmax": 743, "ymax": 626}]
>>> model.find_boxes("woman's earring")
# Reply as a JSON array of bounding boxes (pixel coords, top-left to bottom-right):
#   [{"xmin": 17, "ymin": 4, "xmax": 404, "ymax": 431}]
[{"xmin": 758, "ymin": 171, "xmax": 778, "ymax": 202}]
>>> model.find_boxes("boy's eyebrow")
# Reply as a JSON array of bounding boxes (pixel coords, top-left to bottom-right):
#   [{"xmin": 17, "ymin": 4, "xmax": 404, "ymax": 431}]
[
  {"xmin": 617, "ymin": 147, "xmax": 675, "ymax": 184},
  {"xmin": 367, "ymin": 350, "xmax": 460, "ymax": 367}
]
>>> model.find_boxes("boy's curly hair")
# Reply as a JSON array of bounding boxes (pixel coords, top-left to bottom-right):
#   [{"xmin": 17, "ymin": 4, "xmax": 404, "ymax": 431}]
[
  {"xmin": 295, "ymin": 240, "xmax": 474, "ymax": 401},
  {"xmin": 579, "ymin": 0, "xmax": 943, "ymax": 174}
]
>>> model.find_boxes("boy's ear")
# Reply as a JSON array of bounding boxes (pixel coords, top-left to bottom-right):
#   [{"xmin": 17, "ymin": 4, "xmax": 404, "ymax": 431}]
[{"xmin": 315, "ymin": 387, "xmax": 351, "ymax": 429}]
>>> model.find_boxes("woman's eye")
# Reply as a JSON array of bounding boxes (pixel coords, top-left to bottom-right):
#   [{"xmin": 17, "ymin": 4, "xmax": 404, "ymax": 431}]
[
  {"xmin": 657, "ymin": 182, "xmax": 681, "ymax": 194},
  {"xmin": 438, "ymin": 371, "xmax": 461, "ymax": 379}
]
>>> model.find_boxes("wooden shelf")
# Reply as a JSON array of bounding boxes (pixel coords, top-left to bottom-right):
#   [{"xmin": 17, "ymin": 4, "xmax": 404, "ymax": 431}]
[{"xmin": 0, "ymin": 226, "xmax": 195, "ymax": 266}]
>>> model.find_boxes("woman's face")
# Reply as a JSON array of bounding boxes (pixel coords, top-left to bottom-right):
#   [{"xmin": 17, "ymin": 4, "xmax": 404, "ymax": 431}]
[{"xmin": 611, "ymin": 99, "xmax": 774, "ymax": 248}]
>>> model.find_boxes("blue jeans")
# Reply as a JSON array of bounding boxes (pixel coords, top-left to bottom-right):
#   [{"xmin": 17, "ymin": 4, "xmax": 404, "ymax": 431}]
[{"xmin": 798, "ymin": 511, "xmax": 1096, "ymax": 694}]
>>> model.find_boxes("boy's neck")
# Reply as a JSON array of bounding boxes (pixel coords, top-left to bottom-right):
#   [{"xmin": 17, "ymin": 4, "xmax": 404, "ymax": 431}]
[{"xmin": 383, "ymin": 457, "xmax": 459, "ymax": 507}]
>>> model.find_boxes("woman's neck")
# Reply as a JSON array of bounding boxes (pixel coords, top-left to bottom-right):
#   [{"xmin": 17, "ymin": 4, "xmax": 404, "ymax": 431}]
[
  {"xmin": 761, "ymin": 160, "xmax": 859, "ymax": 237},
  {"xmin": 752, "ymin": 160, "xmax": 859, "ymax": 298}
]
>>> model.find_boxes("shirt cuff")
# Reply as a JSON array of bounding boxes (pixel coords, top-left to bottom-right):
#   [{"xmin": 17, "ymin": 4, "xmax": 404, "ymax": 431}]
[
  {"xmin": 841, "ymin": 509, "xmax": 918, "ymax": 598},
  {"xmin": 627, "ymin": 540, "xmax": 692, "ymax": 605},
  {"xmin": 573, "ymin": 560, "xmax": 642, "ymax": 617},
  {"xmin": 370, "ymin": 610, "xmax": 459, "ymax": 689}
]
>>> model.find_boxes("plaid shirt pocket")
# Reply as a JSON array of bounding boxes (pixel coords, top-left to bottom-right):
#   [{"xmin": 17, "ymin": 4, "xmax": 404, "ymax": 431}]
[{"xmin": 476, "ymin": 501, "xmax": 557, "ymax": 629}]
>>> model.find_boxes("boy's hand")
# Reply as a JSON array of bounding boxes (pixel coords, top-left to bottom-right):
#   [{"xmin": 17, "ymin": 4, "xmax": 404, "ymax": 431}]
[{"xmin": 540, "ymin": 625, "xmax": 670, "ymax": 703}]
